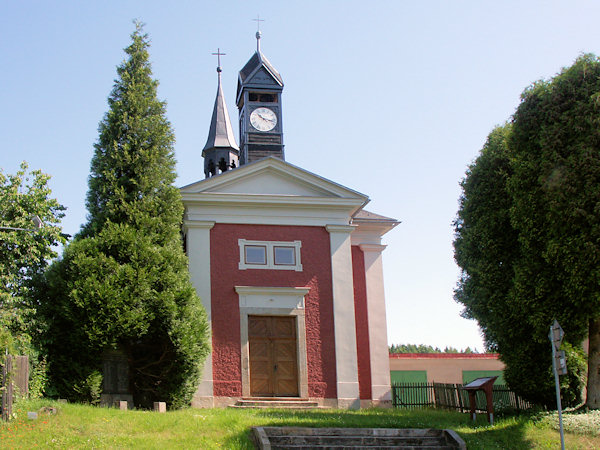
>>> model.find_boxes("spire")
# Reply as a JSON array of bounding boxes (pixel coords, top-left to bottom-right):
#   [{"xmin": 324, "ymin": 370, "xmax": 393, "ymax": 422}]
[{"xmin": 202, "ymin": 49, "xmax": 239, "ymax": 178}]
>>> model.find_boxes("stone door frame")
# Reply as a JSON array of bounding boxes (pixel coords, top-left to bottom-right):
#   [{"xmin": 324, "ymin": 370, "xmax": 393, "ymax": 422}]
[{"xmin": 236, "ymin": 286, "xmax": 309, "ymax": 399}]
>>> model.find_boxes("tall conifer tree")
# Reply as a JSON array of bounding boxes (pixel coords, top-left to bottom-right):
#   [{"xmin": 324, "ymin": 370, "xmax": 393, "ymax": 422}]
[
  {"xmin": 36, "ymin": 23, "xmax": 210, "ymax": 408},
  {"xmin": 454, "ymin": 55, "xmax": 600, "ymax": 408}
]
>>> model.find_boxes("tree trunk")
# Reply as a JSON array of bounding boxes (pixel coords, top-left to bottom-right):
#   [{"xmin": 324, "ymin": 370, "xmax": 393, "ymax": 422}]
[{"xmin": 586, "ymin": 317, "xmax": 600, "ymax": 409}]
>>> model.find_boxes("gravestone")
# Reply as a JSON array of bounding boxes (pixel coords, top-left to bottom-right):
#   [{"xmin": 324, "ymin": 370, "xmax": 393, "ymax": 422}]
[
  {"xmin": 153, "ymin": 401, "xmax": 166, "ymax": 413},
  {"xmin": 99, "ymin": 349, "xmax": 133, "ymax": 408}
]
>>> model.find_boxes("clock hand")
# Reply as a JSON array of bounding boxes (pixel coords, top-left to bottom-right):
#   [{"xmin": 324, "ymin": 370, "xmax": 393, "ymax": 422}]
[{"xmin": 258, "ymin": 113, "xmax": 275, "ymax": 123}]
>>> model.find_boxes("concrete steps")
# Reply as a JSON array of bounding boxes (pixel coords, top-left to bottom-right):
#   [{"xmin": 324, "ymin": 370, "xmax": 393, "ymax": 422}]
[
  {"xmin": 231, "ymin": 397, "xmax": 320, "ymax": 409},
  {"xmin": 252, "ymin": 427, "xmax": 466, "ymax": 449}
]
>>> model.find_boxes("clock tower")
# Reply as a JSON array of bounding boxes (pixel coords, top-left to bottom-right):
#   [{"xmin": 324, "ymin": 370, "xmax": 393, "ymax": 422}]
[{"xmin": 236, "ymin": 31, "xmax": 284, "ymax": 165}]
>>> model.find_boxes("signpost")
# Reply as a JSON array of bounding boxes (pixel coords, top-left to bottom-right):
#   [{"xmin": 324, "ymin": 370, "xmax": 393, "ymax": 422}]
[{"xmin": 549, "ymin": 320, "xmax": 566, "ymax": 450}]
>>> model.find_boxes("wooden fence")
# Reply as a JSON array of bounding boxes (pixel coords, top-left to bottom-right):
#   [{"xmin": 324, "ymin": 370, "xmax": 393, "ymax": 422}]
[
  {"xmin": 1, "ymin": 353, "xmax": 29, "ymax": 421},
  {"xmin": 392, "ymin": 382, "xmax": 532, "ymax": 412}
]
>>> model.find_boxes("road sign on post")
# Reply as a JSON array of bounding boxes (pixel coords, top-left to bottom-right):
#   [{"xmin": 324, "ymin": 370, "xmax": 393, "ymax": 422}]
[
  {"xmin": 549, "ymin": 320, "xmax": 564, "ymax": 351},
  {"xmin": 556, "ymin": 350, "xmax": 567, "ymax": 376}
]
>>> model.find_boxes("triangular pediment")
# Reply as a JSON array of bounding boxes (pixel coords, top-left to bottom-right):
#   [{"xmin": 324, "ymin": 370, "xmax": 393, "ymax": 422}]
[
  {"xmin": 203, "ymin": 170, "xmax": 336, "ymax": 197},
  {"xmin": 239, "ymin": 52, "xmax": 283, "ymax": 86},
  {"xmin": 181, "ymin": 157, "xmax": 367, "ymax": 201}
]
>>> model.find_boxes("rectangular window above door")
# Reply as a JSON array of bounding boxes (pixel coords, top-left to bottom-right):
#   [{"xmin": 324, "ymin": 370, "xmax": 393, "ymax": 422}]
[{"xmin": 238, "ymin": 239, "xmax": 302, "ymax": 271}]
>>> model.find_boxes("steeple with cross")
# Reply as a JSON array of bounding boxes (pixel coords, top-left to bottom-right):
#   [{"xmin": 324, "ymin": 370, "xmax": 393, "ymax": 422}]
[
  {"xmin": 202, "ymin": 48, "xmax": 239, "ymax": 178},
  {"xmin": 236, "ymin": 22, "xmax": 285, "ymax": 165}
]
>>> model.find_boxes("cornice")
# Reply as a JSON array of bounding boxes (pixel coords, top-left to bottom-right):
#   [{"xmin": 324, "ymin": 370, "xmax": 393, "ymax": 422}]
[
  {"xmin": 235, "ymin": 286, "xmax": 310, "ymax": 296},
  {"xmin": 182, "ymin": 192, "xmax": 365, "ymax": 210},
  {"xmin": 359, "ymin": 244, "xmax": 387, "ymax": 253},
  {"xmin": 182, "ymin": 220, "xmax": 215, "ymax": 230},
  {"xmin": 326, "ymin": 224, "xmax": 357, "ymax": 234}
]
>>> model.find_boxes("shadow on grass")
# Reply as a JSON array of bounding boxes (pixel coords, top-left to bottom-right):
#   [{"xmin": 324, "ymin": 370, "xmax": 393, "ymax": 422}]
[
  {"xmin": 221, "ymin": 431, "xmax": 256, "ymax": 450},
  {"xmin": 220, "ymin": 408, "xmax": 534, "ymax": 450},
  {"xmin": 458, "ymin": 419, "xmax": 534, "ymax": 450}
]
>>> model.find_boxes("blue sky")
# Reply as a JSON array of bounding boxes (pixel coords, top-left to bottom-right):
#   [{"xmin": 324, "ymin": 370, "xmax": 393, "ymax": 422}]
[{"xmin": 2, "ymin": 1, "xmax": 600, "ymax": 351}]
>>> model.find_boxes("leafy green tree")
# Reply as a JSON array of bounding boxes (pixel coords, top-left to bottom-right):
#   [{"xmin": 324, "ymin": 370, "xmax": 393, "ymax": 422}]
[
  {"xmin": 508, "ymin": 54, "xmax": 600, "ymax": 409},
  {"xmin": 35, "ymin": 23, "xmax": 210, "ymax": 408},
  {"xmin": 388, "ymin": 343, "xmax": 479, "ymax": 354},
  {"xmin": 455, "ymin": 124, "xmax": 586, "ymax": 408},
  {"xmin": 454, "ymin": 55, "xmax": 600, "ymax": 408},
  {"xmin": 0, "ymin": 162, "xmax": 66, "ymax": 354},
  {"xmin": 454, "ymin": 125, "xmax": 517, "ymax": 352}
]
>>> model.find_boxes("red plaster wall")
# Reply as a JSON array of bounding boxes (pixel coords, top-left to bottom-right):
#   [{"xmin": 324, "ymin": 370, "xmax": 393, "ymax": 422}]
[
  {"xmin": 210, "ymin": 223, "xmax": 337, "ymax": 398},
  {"xmin": 352, "ymin": 245, "xmax": 372, "ymax": 400}
]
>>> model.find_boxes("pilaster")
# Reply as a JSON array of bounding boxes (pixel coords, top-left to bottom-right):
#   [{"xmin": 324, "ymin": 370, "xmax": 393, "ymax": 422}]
[
  {"xmin": 359, "ymin": 243, "xmax": 392, "ymax": 404},
  {"xmin": 184, "ymin": 220, "xmax": 215, "ymax": 407},
  {"xmin": 326, "ymin": 224, "xmax": 360, "ymax": 409}
]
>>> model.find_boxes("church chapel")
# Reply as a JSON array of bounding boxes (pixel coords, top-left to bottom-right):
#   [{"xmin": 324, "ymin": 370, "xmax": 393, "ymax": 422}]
[{"xmin": 181, "ymin": 32, "xmax": 399, "ymax": 409}]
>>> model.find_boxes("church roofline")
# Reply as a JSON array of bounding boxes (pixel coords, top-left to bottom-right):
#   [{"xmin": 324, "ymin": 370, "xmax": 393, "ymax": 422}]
[
  {"xmin": 352, "ymin": 209, "xmax": 400, "ymax": 224},
  {"xmin": 181, "ymin": 156, "xmax": 369, "ymax": 203},
  {"xmin": 352, "ymin": 209, "xmax": 400, "ymax": 237}
]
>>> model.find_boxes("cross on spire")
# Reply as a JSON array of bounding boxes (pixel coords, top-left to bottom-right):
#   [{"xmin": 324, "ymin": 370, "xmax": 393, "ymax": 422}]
[
  {"xmin": 212, "ymin": 48, "xmax": 226, "ymax": 74},
  {"xmin": 253, "ymin": 15, "xmax": 265, "ymax": 52},
  {"xmin": 253, "ymin": 14, "xmax": 265, "ymax": 32}
]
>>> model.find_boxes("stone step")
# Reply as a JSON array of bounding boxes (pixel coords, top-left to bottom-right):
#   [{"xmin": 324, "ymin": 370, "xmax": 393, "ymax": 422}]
[
  {"xmin": 253, "ymin": 427, "xmax": 466, "ymax": 449},
  {"xmin": 242, "ymin": 397, "xmax": 313, "ymax": 402},
  {"xmin": 231, "ymin": 398, "xmax": 320, "ymax": 409},
  {"xmin": 269, "ymin": 435, "xmax": 448, "ymax": 446},
  {"xmin": 269, "ymin": 445, "xmax": 455, "ymax": 450},
  {"xmin": 231, "ymin": 404, "xmax": 320, "ymax": 409},
  {"xmin": 264, "ymin": 427, "xmax": 445, "ymax": 437}
]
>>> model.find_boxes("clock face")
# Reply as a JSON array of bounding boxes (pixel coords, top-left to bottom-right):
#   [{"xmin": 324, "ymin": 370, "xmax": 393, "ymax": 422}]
[{"xmin": 250, "ymin": 107, "xmax": 277, "ymax": 132}]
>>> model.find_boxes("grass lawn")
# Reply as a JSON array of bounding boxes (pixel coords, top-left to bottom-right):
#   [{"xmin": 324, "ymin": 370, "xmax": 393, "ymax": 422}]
[{"xmin": 1, "ymin": 399, "xmax": 599, "ymax": 449}]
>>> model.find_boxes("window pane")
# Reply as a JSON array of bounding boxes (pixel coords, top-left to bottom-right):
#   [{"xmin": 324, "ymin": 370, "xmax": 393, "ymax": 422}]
[
  {"xmin": 274, "ymin": 246, "xmax": 295, "ymax": 265},
  {"xmin": 245, "ymin": 245, "xmax": 267, "ymax": 264}
]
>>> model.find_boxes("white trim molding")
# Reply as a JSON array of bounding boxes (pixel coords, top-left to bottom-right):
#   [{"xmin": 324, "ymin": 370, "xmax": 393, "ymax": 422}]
[{"xmin": 183, "ymin": 219, "xmax": 216, "ymax": 231}]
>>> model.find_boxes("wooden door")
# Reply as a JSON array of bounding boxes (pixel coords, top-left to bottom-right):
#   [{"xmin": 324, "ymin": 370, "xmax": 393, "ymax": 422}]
[{"xmin": 249, "ymin": 315, "xmax": 299, "ymax": 397}]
